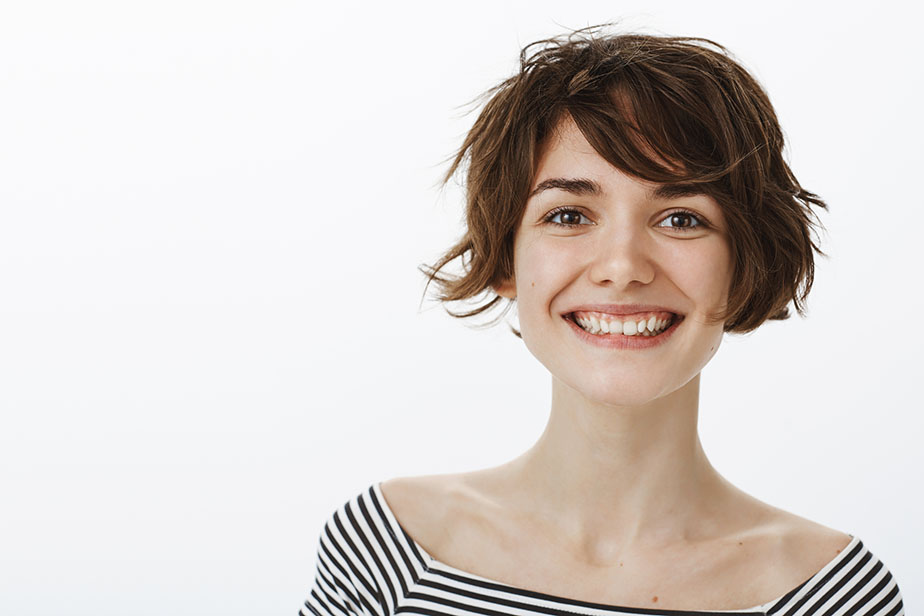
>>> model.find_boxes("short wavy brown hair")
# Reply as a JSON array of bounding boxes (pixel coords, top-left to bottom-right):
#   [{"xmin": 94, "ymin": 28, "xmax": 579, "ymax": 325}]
[{"xmin": 420, "ymin": 25, "xmax": 828, "ymax": 336}]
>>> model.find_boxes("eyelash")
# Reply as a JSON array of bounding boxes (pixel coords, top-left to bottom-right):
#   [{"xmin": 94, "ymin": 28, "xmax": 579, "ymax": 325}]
[{"xmin": 542, "ymin": 207, "xmax": 708, "ymax": 232}]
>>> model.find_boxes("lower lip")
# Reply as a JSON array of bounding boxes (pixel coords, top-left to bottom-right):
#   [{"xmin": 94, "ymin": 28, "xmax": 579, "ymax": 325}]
[{"xmin": 563, "ymin": 314, "xmax": 684, "ymax": 349}]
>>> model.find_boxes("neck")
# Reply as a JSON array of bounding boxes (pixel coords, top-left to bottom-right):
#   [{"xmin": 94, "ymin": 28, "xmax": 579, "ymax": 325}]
[{"xmin": 502, "ymin": 372, "xmax": 734, "ymax": 563}]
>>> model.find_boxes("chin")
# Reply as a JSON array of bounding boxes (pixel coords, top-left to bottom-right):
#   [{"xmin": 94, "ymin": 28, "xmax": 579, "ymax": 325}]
[{"xmin": 560, "ymin": 372, "xmax": 686, "ymax": 409}]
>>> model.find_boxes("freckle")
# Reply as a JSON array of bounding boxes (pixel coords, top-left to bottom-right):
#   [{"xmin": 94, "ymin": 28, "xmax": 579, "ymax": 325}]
[
  {"xmin": 652, "ymin": 596, "xmax": 658, "ymax": 603},
  {"xmin": 531, "ymin": 282, "xmax": 535, "ymax": 287},
  {"xmin": 738, "ymin": 541, "xmax": 744, "ymax": 546}
]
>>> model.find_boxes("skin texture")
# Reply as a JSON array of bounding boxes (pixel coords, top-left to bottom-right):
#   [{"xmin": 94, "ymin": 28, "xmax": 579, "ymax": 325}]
[
  {"xmin": 380, "ymin": 116, "xmax": 853, "ymax": 609},
  {"xmin": 490, "ymin": 115, "xmax": 738, "ymax": 557}
]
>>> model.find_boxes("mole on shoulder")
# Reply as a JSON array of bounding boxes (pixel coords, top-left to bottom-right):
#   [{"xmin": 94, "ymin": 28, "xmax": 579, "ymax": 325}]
[{"xmin": 652, "ymin": 595, "xmax": 658, "ymax": 603}]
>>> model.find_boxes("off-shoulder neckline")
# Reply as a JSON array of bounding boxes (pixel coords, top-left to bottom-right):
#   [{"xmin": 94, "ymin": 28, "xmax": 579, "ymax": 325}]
[{"xmin": 372, "ymin": 481, "xmax": 859, "ymax": 615}]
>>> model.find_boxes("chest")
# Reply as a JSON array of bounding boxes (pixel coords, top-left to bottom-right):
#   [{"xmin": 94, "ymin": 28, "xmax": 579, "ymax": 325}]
[{"xmin": 434, "ymin": 518, "xmax": 794, "ymax": 611}]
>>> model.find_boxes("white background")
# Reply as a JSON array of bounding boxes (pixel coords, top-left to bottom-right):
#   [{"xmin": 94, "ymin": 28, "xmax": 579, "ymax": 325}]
[{"xmin": 1, "ymin": 1, "xmax": 921, "ymax": 614}]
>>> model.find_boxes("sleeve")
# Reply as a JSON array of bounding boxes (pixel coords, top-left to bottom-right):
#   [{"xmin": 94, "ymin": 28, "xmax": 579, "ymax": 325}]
[
  {"xmin": 299, "ymin": 523, "xmax": 357, "ymax": 616},
  {"xmin": 298, "ymin": 505, "xmax": 385, "ymax": 616},
  {"xmin": 851, "ymin": 560, "xmax": 906, "ymax": 616},
  {"xmin": 824, "ymin": 540, "xmax": 906, "ymax": 616}
]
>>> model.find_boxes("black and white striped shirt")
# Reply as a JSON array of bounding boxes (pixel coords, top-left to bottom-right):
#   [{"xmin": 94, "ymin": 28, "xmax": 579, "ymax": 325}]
[{"xmin": 300, "ymin": 482, "xmax": 905, "ymax": 616}]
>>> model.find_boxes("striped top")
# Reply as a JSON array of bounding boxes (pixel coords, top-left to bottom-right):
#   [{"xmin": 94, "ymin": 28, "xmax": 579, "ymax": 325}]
[{"xmin": 300, "ymin": 482, "xmax": 905, "ymax": 616}]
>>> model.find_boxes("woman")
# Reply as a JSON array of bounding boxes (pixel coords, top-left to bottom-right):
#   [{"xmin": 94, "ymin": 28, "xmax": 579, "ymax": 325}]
[{"xmin": 300, "ymin": 27, "xmax": 906, "ymax": 614}]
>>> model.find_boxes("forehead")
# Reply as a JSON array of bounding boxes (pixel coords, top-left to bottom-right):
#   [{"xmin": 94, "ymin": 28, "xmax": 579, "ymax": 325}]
[
  {"xmin": 533, "ymin": 116, "xmax": 606, "ymax": 181},
  {"xmin": 529, "ymin": 117, "xmax": 708, "ymax": 202}
]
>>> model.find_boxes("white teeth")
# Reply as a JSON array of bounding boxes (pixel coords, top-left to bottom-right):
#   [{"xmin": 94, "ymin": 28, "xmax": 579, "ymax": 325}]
[{"xmin": 573, "ymin": 313, "xmax": 675, "ymax": 337}]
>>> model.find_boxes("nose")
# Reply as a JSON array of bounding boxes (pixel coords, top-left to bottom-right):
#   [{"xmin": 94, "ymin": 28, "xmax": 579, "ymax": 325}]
[{"xmin": 587, "ymin": 225, "xmax": 656, "ymax": 288}]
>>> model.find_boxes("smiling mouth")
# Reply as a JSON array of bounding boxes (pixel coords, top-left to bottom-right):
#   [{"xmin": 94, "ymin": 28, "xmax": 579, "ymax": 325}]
[{"xmin": 565, "ymin": 311, "xmax": 684, "ymax": 337}]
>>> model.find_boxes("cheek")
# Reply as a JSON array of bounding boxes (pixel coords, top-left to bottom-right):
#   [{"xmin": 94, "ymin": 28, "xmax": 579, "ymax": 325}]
[
  {"xmin": 515, "ymin": 237, "xmax": 581, "ymax": 297},
  {"xmin": 671, "ymin": 243, "xmax": 732, "ymax": 304}
]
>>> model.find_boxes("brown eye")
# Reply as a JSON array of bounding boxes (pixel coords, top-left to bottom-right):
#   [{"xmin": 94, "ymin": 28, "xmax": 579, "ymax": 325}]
[
  {"xmin": 658, "ymin": 210, "xmax": 706, "ymax": 232},
  {"xmin": 544, "ymin": 208, "xmax": 591, "ymax": 227},
  {"xmin": 672, "ymin": 213, "xmax": 693, "ymax": 228}
]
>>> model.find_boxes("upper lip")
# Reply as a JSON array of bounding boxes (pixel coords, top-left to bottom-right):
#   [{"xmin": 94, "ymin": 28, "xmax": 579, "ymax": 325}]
[{"xmin": 563, "ymin": 303, "xmax": 684, "ymax": 316}]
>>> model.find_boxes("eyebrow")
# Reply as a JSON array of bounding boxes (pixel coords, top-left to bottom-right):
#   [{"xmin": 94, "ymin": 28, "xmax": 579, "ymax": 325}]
[
  {"xmin": 528, "ymin": 177, "xmax": 707, "ymax": 200},
  {"xmin": 651, "ymin": 183, "xmax": 708, "ymax": 199},
  {"xmin": 529, "ymin": 177, "xmax": 601, "ymax": 199}
]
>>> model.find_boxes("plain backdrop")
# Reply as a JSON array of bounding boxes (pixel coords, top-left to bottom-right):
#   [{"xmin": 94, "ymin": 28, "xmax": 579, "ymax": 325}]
[{"xmin": 0, "ymin": 1, "xmax": 920, "ymax": 614}]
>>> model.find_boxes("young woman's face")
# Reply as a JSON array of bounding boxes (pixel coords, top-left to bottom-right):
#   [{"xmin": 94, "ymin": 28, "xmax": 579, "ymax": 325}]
[{"xmin": 496, "ymin": 117, "xmax": 734, "ymax": 406}]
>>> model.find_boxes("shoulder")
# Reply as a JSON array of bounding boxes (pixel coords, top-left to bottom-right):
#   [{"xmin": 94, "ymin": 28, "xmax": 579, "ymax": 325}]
[
  {"xmin": 776, "ymin": 513, "xmax": 855, "ymax": 575},
  {"xmin": 378, "ymin": 472, "xmax": 473, "ymax": 555},
  {"xmin": 302, "ymin": 479, "xmax": 438, "ymax": 616},
  {"xmin": 762, "ymin": 513, "xmax": 905, "ymax": 614},
  {"xmin": 379, "ymin": 472, "xmax": 464, "ymax": 508}
]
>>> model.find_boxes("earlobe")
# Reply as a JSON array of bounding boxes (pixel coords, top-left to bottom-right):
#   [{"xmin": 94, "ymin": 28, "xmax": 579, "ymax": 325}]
[{"xmin": 493, "ymin": 279, "xmax": 516, "ymax": 300}]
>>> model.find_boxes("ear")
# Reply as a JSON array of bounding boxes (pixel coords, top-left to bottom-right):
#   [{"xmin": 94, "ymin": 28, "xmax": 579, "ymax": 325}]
[{"xmin": 493, "ymin": 277, "xmax": 516, "ymax": 300}]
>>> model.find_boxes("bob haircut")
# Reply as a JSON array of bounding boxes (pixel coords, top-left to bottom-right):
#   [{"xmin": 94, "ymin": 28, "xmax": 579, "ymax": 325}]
[{"xmin": 420, "ymin": 26, "xmax": 828, "ymax": 336}]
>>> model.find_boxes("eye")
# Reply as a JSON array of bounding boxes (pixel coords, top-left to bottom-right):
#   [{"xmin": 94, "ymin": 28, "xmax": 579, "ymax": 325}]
[
  {"xmin": 543, "ymin": 207, "xmax": 592, "ymax": 228},
  {"xmin": 657, "ymin": 209, "xmax": 708, "ymax": 232}
]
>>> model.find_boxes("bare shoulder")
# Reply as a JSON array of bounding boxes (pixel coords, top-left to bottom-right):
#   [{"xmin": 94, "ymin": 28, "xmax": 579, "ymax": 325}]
[
  {"xmin": 777, "ymin": 512, "xmax": 854, "ymax": 573},
  {"xmin": 744, "ymin": 505, "xmax": 854, "ymax": 591},
  {"xmin": 378, "ymin": 472, "xmax": 474, "ymax": 555},
  {"xmin": 379, "ymin": 472, "xmax": 461, "ymax": 516},
  {"xmin": 669, "ymin": 496, "xmax": 855, "ymax": 606}
]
